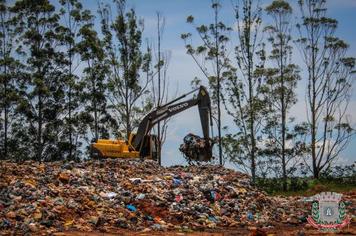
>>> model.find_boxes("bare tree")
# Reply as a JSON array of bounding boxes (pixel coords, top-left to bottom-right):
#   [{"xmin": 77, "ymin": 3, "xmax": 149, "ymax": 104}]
[
  {"xmin": 142, "ymin": 12, "xmax": 174, "ymax": 165},
  {"xmin": 296, "ymin": 0, "xmax": 355, "ymax": 178},
  {"xmin": 153, "ymin": 12, "xmax": 173, "ymax": 165}
]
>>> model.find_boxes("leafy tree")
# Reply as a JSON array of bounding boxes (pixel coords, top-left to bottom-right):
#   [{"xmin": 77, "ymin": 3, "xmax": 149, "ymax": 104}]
[
  {"xmin": 296, "ymin": 0, "xmax": 355, "ymax": 178},
  {"xmin": 99, "ymin": 0, "xmax": 150, "ymax": 140},
  {"xmin": 58, "ymin": 0, "xmax": 92, "ymax": 160},
  {"xmin": 77, "ymin": 18, "xmax": 116, "ymax": 147},
  {"xmin": 181, "ymin": 0, "xmax": 232, "ymax": 165},
  {"xmin": 12, "ymin": 0, "xmax": 66, "ymax": 161},
  {"xmin": 0, "ymin": 0, "xmax": 18, "ymax": 159},
  {"xmin": 262, "ymin": 0, "xmax": 302, "ymax": 190},
  {"xmin": 222, "ymin": 0, "xmax": 264, "ymax": 182}
]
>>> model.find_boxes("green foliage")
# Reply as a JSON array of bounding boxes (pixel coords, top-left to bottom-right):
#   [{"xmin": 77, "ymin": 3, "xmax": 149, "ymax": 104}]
[
  {"xmin": 77, "ymin": 20, "xmax": 117, "ymax": 147},
  {"xmin": 265, "ymin": 0, "xmax": 292, "ymax": 14},
  {"xmin": 57, "ymin": 0, "xmax": 93, "ymax": 161},
  {"xmin": 256, "ymin": 176, "xmax": 309, "ymax": 194},
  {"xmin": 259, "ymin": 163, "xmax": 356, "ymax": 195},
  {"xmin": 321, "ymin": 163, "xmax": 356, "ymax": 179},
  {"xmin": 0, "ymin": 0, "xmax": 122, "ymax": 161},
  {"xmin": 10, "ymin": 0, "xmax": 68, "ymax": 161},
  {"xmin": 99, "ymin": 0, "xmax": 149, "ymax": 139},
  {"xmin": 0, "ymin": 0, "xmax": 20, "ymax": 160},
  {"xmin": 186, "ymin": 15, "xmax": 194, "ymax": 23},
  {"xmin": 258, "ymin": 177, "xmax": 356, "ymax": 196}
]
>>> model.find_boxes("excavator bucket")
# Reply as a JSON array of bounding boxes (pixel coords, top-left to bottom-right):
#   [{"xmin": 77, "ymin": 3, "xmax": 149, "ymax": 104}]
[{"xmin": 179, "ymin": 133, "xmax": 213, "ymax": 162}]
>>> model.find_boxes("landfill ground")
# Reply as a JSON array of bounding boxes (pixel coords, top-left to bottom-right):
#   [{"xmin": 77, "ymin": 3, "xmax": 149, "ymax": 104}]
[
  {"xmin": 0, "ymin": 159, "xmax": 355, "ymax": 235},
  {"xmin": 56, "ymin": 222, "xmax": 356, "ymax": 235}
]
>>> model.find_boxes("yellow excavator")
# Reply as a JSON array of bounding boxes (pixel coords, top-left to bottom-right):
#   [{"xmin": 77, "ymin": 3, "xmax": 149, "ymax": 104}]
[{"xmin": 90, "ymin": 86, "xmax": 213, "ymax": 161}]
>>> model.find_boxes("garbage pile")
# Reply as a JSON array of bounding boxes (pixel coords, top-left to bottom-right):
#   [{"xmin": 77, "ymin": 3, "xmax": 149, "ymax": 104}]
[
  {"xmin": 0, "ymin": 160, "xmax": 353, "ymax": 235},
  {"xmin": 179, "ymin": 133, "xmax": 213, "ymax": 162}
]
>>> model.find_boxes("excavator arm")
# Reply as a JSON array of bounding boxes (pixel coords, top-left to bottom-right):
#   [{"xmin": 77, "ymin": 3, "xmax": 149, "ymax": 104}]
[
  {"xmin": 132, "ymin": 86, "xmax": 213, "ymax": 159},
  {"xmin": 90, "ymin": 86, "xmax": 213, "ymax": 160}
]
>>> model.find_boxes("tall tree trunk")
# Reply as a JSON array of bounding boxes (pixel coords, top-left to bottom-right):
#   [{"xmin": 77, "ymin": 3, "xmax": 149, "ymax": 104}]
[
  {"xmin": 248, "ymin": 53, "xmax": 256, "ymax": 182},
  {"xmin": 214, "ymin": 4, "xmax": 223, "ymax": 166},
  {"xmin": 37, "ymin": 92, "xmax": 43, "ymax": 161},
  {"xmin": 35, "ymin": 19, "xmax": 43, "ymax": 161},
  {"xmin": 311, "ymin": 25, "xmax": 318, "ymax": 179},
  {"xmin": 247, "ymin": 6, "xmax": 256, "ymax": 183},
  {"xmin": 249, "ymin": 74, "xmax": 256, "ymax": 183},
  {"xmin": 67, "ymin": 0, "xmax": 73, "ymax": 161},
  {"xmin": 92, "ymin": 77, "xmax": 98, "ymax": 141},
  {"xmin": 68, "ymin": 43, "xmax": 73, "ymax": 160},
  {"xmin": 281, "ymin": 108, "xmax": 286, "ymax": 189},
  {"xmin": 280, "ymin": 20, "xmax": 287, "ymax": 191},
  {"xmin": 311, "ymin": 106, "xmax": 317, "ymax": 178},
  {"xmin": 125, "ymin": 89, "xmax": 130, "ymax": 141},
  {"xmin": 157, "ymin": 12, "xmax": 162, "ymax": 165},
  {"xmin": 4, "ymin": 77, "xmax": 8, "ymax": 159},
  {"xmin": 2, "ymin": 20, "xmax": 8, "ymax": 159}
]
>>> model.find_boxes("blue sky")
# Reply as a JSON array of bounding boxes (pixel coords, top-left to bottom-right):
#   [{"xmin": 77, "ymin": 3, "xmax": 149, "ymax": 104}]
[{"xmin": 83, "ymin": 0, "xmax": 356, "ymax": 169}]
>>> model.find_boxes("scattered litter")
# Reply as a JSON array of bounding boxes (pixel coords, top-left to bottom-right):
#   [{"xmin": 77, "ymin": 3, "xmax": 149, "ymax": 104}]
[{"xmin": 0, "ymin": 159, "xmax": 354, "ymax": 235}]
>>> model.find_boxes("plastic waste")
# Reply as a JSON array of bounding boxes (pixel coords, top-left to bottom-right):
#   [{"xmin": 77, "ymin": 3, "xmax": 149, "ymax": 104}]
[
  {"xmin": 126, "ymin": 204, "xmax": 137, "ymax": 212},
  {"xmin": 136, "ymin": 193, "xmax": 145, "ymax": 200},
  {"xmin": 173, "ymin": 178, "xmax": 182, "ymax": 186}
]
